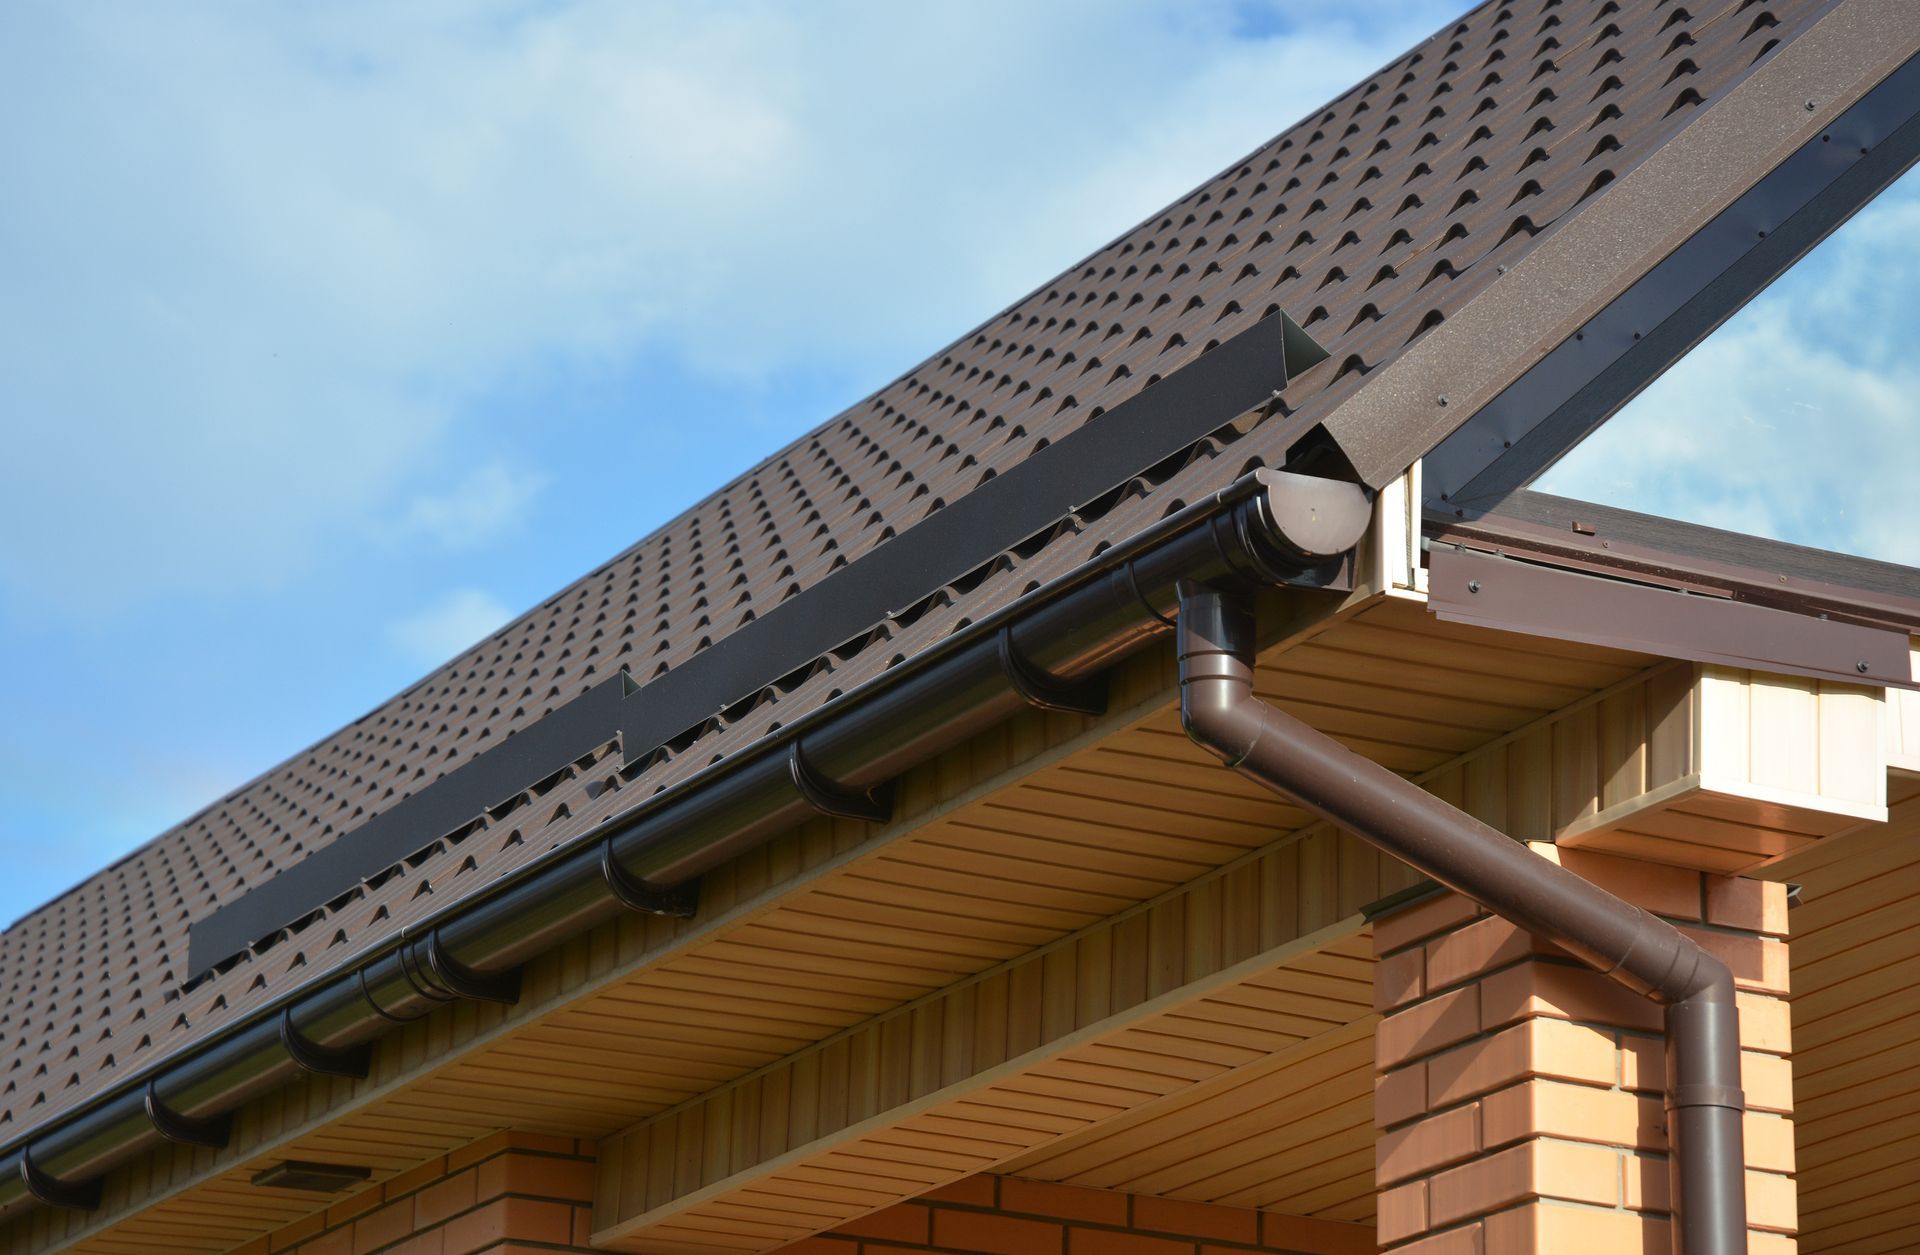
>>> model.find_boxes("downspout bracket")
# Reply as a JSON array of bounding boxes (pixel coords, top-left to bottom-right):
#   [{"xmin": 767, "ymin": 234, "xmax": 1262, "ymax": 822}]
[{"xmin": 1668, "ymin": 1084, "xmax": 1747, "ymax": 1113}]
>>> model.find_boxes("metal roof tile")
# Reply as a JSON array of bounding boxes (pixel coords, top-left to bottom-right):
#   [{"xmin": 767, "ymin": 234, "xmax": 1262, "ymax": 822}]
[{"xmin": 0, "ymin": 0, "xmax": 1828, "ymax": 1140}]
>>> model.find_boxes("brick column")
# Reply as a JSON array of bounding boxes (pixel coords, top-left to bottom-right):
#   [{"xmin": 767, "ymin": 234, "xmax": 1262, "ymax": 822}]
[
  {"xmin": 242, "ymin": 1131, "xmax": 598, "ymax": 1255},
  {"xmin": 778, "ymin": 1174, "xmax": 1376, "ymax": 1255},
  {"xmin": 1370, "ymin": 844, "xmax": 1795, "ymax": 1254}
]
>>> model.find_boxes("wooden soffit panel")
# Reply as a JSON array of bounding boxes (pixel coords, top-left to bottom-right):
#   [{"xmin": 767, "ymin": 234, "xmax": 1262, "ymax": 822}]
[
  {"xmin": 27, "ymin": 596, "xmax": 1659, "ymax": 1255},
  {"xmin": 591, "ymin": 922, "xmax": 1378, "ymax": 1251}
]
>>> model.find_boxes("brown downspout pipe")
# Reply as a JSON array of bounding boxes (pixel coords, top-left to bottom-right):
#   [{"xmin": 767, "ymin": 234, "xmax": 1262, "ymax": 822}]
[{"xmin": 1176, "ymin": 582, "xmax": 1747, "ymax": 1255}]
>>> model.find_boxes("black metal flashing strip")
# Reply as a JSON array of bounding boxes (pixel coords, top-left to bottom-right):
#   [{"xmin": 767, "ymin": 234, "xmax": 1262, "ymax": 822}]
[
  {"xmin": 787, "ymin": 740, "xmax": 893, "ymax": 823},
  {"xmin": 600, "ymin": 839, "xmax": 701, "ymax": 917},
  {"xmin": 610, "ymin": 311, "xmax": 1327, "ymax": 761},
  {"xmin": 17, "ymin": 1147, "xmax": 100, "ymax": 1211},
  {"xmin": 189, "ymin": 673, "xmax": 637, "ymax": 977},
  {"xmin": 187, "ymin": 312, "xmax": 1325, "ymax": 980},
  {"xmin": 278, "ymin": 1008, "xmax": 371, "ymax": 1079},
  {"xmin": 1423, "ymin": 51, "xmax": 1920, "ymax": 514},
  {"xmin": 1428, "ymin": 544, "xmax": 1914, "ymax": 689},
  {"xmin": 997, "ymin": 624, "xmax": 1109, "ymax": 715},
  {"xmin": 0, "ymin": 470, "xmax": 1369, "ymax": 1224},
  {"xmin": 142, "ymin": 1081, "xmax": 231, "ymax": 1150}
]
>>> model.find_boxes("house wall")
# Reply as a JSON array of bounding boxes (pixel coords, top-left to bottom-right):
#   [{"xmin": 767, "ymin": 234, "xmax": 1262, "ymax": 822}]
[
  {"xmin": 1370, "ymin": 848, "xmax": 1795, "ymax": 1255},
  {"xmin": 238, "ymin": 1133, "xmax": 597, "ymax": 1255},
  {"xmin": 779, "ymin": 1174, "xmax": 1374, "ymax": 1255},
  {"xmin": 243, "ymin": 1148, "xmax": 1375, "ymax": 1255},
  {"xmin": 1768, "ymin": 784, "xmax": 1920, "ymax": 1253}
]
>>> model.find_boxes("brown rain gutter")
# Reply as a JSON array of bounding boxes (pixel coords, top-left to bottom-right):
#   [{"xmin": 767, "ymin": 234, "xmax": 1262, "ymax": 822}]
[
  {"xmin": 1175, "ymin": 582, "xmax": 1747, "ymax": 1255},
  {"xmin": 0, "ymin": 470, "xmax": 1371, "ymax": 1225}
]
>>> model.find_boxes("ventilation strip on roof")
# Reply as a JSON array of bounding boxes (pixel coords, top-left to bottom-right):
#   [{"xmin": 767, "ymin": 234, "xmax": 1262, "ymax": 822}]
[
  {"xmin": 188, "ymin": 310, "xmax": 1327, "ymax": 979},
  {"xmin": 1, "ymin": 467, "xmax": 1372, "ymax": 1225}
]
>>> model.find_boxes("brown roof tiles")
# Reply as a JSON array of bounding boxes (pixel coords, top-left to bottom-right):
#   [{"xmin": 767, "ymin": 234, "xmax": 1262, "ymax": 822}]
[{"xmin": 0, "ymin": 0, "xmax": 1832, "ymax": 1143}]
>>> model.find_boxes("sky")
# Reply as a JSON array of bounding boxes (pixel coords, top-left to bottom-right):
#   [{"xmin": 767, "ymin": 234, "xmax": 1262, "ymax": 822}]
[
  {"xmin": 0, "ymin": 3, "xmax": 1914, "ymax": 931},
  {"xmin": 1537, "ymin": 163, "xmax": 1920, "ymax": 564},
  {"xmin": 0, "ymin": 0, "xmax": 1465, "ymax": 925}
]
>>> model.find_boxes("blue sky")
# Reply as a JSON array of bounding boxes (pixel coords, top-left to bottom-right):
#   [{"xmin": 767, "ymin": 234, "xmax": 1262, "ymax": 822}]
[
  {"xmin": 1, "ymin": 3, "xmax": 1914, "ymax": 931},
  {"xmin": 1538, "ymin": 164, "xmax": 1920, "ymax": 561},
  {"xmin": 0, "ymin": 0, "xmax": 1463, "ymax": 924}
]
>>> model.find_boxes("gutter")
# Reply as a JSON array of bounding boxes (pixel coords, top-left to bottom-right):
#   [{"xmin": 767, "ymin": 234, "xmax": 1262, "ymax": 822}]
[
  {"xmin": 0, "ymin": 468, "xmax": 1373, "ymax": 1223},
  {"xmin": 1175, "ymin": 582, "xmax": 1747, "ymax": 1255}
]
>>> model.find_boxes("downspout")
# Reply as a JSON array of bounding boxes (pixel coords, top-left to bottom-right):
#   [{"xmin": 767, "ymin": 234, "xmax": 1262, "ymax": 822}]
[{"xmin": 1175, "ymin": 582, "xmax": 1747, "ymax": 1255}]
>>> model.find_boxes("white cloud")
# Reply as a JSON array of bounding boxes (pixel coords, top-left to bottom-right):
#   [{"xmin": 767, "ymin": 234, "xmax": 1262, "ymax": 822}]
[
  {"xmin": 388, "ymin": 587, "xmax": 514, "ymax": 664},
  {"xmin": 396, "ymin": 462, "xmax": 547, "ymax": 549},
  {"xmin": 0, "ymin": 0, "xmax": 1455, "ymax": 617},
  {"xmin": 1538, "ymin": 173, "xmax": 1920, "ymax": 567}
]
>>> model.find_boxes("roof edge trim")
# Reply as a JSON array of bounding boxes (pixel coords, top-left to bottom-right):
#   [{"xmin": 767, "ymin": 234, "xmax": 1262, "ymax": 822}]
[
  {"xmin": 1430, "ymin": 491, "xmax": 1920, "ymax": 629},
  {"xmin": 1428, "ymin": 544, "xmax": 1915, "ymax": 689},
  {"xmin": 1426, "ymin": 47, "xmax": 1920, "ymax": 509},
  {"xmin": 1308, "ymin": 0, "xmax": 1920, "ymax": 490}
]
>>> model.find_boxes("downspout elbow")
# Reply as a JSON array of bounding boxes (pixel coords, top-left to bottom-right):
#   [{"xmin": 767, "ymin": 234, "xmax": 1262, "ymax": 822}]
[
  {"xmin": 1175, "ymin": 580, "xmax": 1749, "ymax": 1255},
  {"xmin": 1175, "ymin": 578, "xmax": 1266, "ymax": 767},
  {"xmin": 1607, "ymin": 900, "xmax": 1737, "ymax": 1009}
]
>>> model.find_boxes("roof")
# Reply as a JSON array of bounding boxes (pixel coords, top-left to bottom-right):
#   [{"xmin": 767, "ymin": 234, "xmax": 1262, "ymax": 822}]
[{"xmin": 0, "ymin": 0, "xmax": 1846, "ymax": 1145}]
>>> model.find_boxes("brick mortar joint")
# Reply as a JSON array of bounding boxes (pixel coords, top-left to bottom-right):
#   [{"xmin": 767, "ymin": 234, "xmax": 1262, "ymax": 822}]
[
  {"xmin": 908, "ymin": 1188, "xmax": 1353, "ymax": 1254},
  {"xmin": 1383, "ymin": 950, "xmax": 1579, "ymax": 1014},
  {"xmin": 287, "ymin": 1185, "xmax": 591, "ymax": 1254},
  {"xmin": 376, "ymin": 1147, "xmax": 594, "ymax": 1206},
  {"xmin": 1379, "ymin": 1011, "xmax": 1642, "ymax": 1076},
  {"xmin": 1380, "ymin": 997, "xmax": 1785, "ymax": 1088},
  {"xmin": 1378, "ymin": 1012, "xmax": 1727, "ymax": 1132},
  {"xmin": 1386, "ymin": 1134, "xmax": 1671, "ymax": 1190},
  {"xmin": 855, "ymin": 1216, "xmax": 1327, "ymax": 1255},
  {"xmin": 1375, "ymin": 862, "xmax": 1786, "ymax": 953},
  {"xmin": 1384, "ymin": 1074, "xmax": 1668, "ymax": 1139},
  {"xmin": 1455, "ymin": 1194, "xmax": 1781, "ymax": 1227},
  {"xmin": 1382, "ymin": 901, "xmax": 1769, "ymax": 969}
]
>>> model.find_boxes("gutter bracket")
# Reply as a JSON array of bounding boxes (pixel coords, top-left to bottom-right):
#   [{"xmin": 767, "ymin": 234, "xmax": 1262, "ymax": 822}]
[
  {"xmin": 601, "ymin": 839, "xmax": 700, "ymax": 918},
  {"xmin": 18, "ymin": 1147, "xmax": 100, "ymax": 1212},
  {"xmin": 416, "ymin": 930, "xmax": 522, "ymax": 1005},
  {"xmin": 278, "ymin": 1009, "xmax": 372, "ymax": 1079},
  {"xmin": 358, "ymin": 965, "xmax": 427, "ymax": 1025},
  {"xmin": 787, "ymin": 740, "xmax": 894, "ymax": 823},
  {"xmin": 998, "ymin": 625, "xmax": 1109, "ymax": 715},
  {"xmin": 143, "ymin": 1080, "xmax": 232, "ymax": 1149}
]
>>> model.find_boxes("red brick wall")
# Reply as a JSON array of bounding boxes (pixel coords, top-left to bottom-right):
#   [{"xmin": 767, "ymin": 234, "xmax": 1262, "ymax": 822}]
[
  {"xmin": 243, "ymin": 1132, "xmax": 597, "ymax": 1255},
  {"xmin": 1371, "ymin": 844, "xmax": 1796, "ymax": 1254},
  {"xmin": 775, "ymin": 1174, "xmax": 1375, "ymax": 1255},
  {"xmin": 247, "ymin": 1151, "xmax": 1371, "ymax": 1255}
]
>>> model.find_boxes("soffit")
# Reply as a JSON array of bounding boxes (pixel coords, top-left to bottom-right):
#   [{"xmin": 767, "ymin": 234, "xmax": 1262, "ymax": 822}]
[{"xmin": 15, "ymin": 596, "xmax": 1658, "ymax": 1254}]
